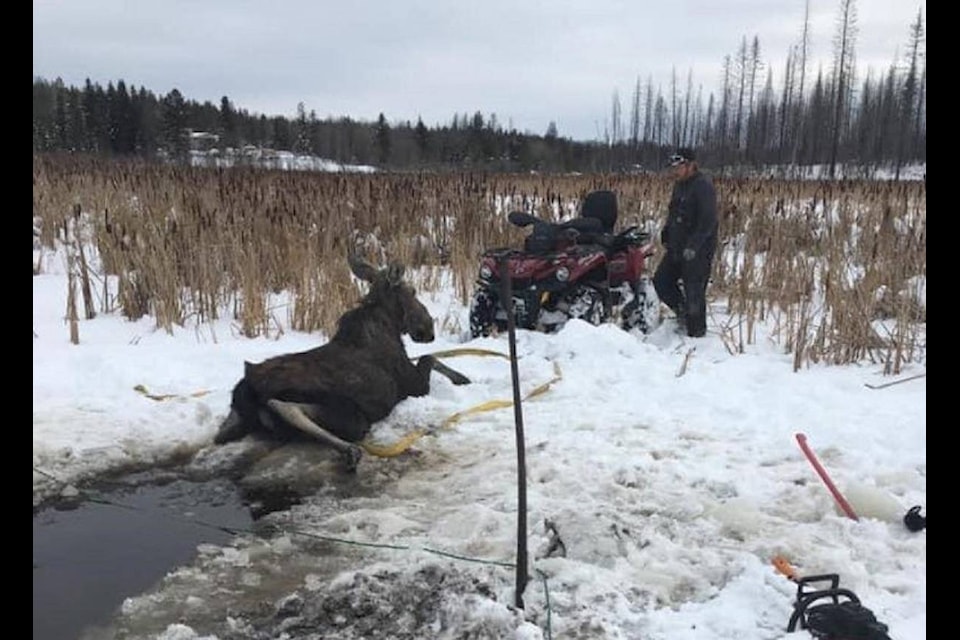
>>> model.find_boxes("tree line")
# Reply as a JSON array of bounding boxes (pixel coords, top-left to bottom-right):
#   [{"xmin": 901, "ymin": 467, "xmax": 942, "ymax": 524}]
[{"xmin": 32, "ymin": 8, "xmax": 924, "ymax": 177}]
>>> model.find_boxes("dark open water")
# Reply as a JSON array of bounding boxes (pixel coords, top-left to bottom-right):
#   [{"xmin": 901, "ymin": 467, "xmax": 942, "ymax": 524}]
[{"xmin": 33, "ymin": 477, "xmax": 255, "ymax": 640}]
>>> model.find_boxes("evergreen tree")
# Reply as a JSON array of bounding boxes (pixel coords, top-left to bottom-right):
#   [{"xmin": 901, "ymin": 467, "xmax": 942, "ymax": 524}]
[
  {"xmin": 109, "ymin": 80, "xmax": 135, "ymax": 154},
  {"xmin": 82, "ymin": 79, "xmax": 109, "ymax": 152},
  {"xmin": 134, "ymin": 86, "xmax": 160, "ymax": 156},
  {"xmin": 308, "ymin": 109, "xmax": 323, "ymax": 157},
  {"xmin": 160, "ymin": 88, "xmax": 189, "ymax": 160},
  {"xmin": 414, "ymin": 116, "xmax": 430, "ymax": 161},
  {"xmin": 54, "ymin": 86, "xmax": 69, "ymax": 150},
  {"xmin": 294, "ymin": 102, "xmax": 311, "ymax": 154},
  {"xmin": 218, "ymin": 96, "xmax": 239, "ymax": 149},
  {"xmin": 67, "ymin": 88, "xmax": 86, "ymax": 151},
  {"xmin": 270, "ymin": 115, "xmax": 291, "ymax": 150},
  {"xmin": 375, "ymin": 112, "xmax": 391, "ymax": 165}
]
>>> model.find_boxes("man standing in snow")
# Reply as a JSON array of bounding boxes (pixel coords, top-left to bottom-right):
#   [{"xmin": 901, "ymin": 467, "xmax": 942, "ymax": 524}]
[{"xmin": 653, "ymin": 148, "xmax": 718, "ymax": 338}]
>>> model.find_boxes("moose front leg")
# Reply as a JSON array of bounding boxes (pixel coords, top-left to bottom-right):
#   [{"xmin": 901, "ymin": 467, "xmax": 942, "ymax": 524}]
[
  {"xmin": 427, "ymin": 358, "xmax": 471, "ymax": 385},
  {"xmin": 412, "ymin": 354, "xmax": 471, "ymax": 387},
  {"xmin": 266, "ymin": 399, "xmax": 364, "ymax": 472}
]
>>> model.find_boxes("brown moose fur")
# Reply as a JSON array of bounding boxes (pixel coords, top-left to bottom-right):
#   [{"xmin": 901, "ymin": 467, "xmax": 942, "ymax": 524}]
[{"xmin": 214, "ymin": 254, "xmax": 467, "ymax": 469}]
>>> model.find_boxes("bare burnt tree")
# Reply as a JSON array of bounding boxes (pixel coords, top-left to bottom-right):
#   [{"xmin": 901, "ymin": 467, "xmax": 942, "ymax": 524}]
[
  {"xmin": 828, "ymin": 0, "xmax": 859, "ymax": 178},
  {"xmin": 801, "ymin": 68, "xmax": 829, "ymax": 170},
  {"xmin": 744, "ymin": 36, "xmax": 764, "ymax": 161},
  {"xmin": 914, "ymin": 59, "xmax": 926, "ymax": 160},
  {"xmin": 653, "ymin": 89, "xmax": 668, "ymax": 149},
  {"xmin": 716, "ymin": 55, "xmax": 733, "ymax": 172},
  {"xmin": 895, "ymin": 9, "xmax": 924, "ymax": 180},
  {"xmin": 642, "ymin": 76, "xmax": 655, "ymax": 165},
  {"xmin": 854, "ymin": 70, "xmax": 879, "ymax": 169},
  {"xmin": 778, "ymin": 44, "xmax": 798, "ymax": 169},
  {"xmin": 670, "ymin": 66, "xmax": 679, "ymax": 148},
  {"xmin": 692, "ymin": 82, "xmax": 705, "ymax": 149},
  {"xmin": 733, "ymin": 37, "xmax": 750, "ymax": 154},
  {"xmin": 703, "ymin": 92, "xmax": 716, "ymax": 151},
  {"xmin": 610, "ymin": 88, "xmax": 622, "ymax": 146},
  {"xmin": 629, "ymin": 76, "xmax": 642, "ymax": 150},
  {"xmin": 869, "ymin": 62, "xmax": 898, "ymax": 166},
  {"xmin": 750, "ymin": 70, "xmax": 777, "ymax": 165},
  {"xmin": 680, "ymin": 68, "xmax": 694, "ymax": 147},
  {"xmin": 791, "ymin": 0, "xmax": 812, "ymax": 168}
]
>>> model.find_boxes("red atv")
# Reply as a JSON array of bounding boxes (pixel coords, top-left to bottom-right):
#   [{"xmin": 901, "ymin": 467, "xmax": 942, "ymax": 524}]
[{"xmin": 468, "ymin": 190, "xmax": 661, "ymax": 338}]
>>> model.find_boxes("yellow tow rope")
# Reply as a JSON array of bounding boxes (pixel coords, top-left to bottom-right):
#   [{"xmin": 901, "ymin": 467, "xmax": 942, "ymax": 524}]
[
  {"xmin": 133, "ymin": 384, "xmax": 212, "ymax": 401},
  {"xmin": 361, "ymin": 360, "xmax": 563, "ymax": 458},
  {"xmin": 422, "ymin": 347, "xmax": 512, "ymax": 360}
]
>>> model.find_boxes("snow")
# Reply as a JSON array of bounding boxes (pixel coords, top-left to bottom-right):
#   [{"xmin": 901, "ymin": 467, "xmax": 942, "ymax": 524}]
[{"xmin": 33, "ymin": 238, "xmax": 925, "ymax": 639}]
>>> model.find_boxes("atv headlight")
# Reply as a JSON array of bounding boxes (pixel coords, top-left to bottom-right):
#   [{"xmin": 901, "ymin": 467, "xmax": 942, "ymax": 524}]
[
  {"xmin": 479, "ymin": 265, "xmax": 493, "ymax": 280},
  {"xmin": 556, "ymin": 266, "xmax": 570, "ymax": 282}
]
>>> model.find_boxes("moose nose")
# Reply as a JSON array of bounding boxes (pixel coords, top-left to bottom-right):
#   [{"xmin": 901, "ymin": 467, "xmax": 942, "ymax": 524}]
[{"xmin": 411, "ymin": 328, "xmax": 435, "ymax": 343}]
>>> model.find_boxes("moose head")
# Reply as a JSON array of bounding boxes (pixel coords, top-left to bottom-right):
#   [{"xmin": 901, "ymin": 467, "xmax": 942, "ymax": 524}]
[{"xmin": 347, "ymin": 252, "xmax": 435, "ymax": 343}]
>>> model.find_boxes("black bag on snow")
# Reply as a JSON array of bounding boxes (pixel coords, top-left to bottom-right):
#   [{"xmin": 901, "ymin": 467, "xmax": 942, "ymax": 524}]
[
  {"xmin": 786, "ymin": 573, "xmax": 892, "ymax": 640},
  {"xmin": 804, "ymin": 601, "xmax": 892, "ymax": 639}
]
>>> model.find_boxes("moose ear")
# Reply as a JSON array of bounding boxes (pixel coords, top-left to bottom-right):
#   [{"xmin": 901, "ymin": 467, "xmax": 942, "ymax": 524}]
[
  {"xmin": 385, "ymin": 263, "xmax": 405, "ymax": 285},
  {"xmin": 347, "ymin": 252, "xmax": 379, "ymax": 282}
]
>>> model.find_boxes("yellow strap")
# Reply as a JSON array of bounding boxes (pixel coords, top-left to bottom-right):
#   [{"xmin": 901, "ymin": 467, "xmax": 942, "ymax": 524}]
[
  {"xmin": 440, "ymin": 399, "xmax": 515, "ymax": 428},
  {"xmin": 134, "ymin": 384, "xmax": 212, "ymax": 402},
  {"xmin": 362, "ymin": 361, "xmax": 563, "ymax": 457},
  {"xmin": 422, "ymin": 347, "xmax": 510, "ymax": 360},
  {"xmin": 361, "ymin": 429, "xmax": 429, "ymax": 457}
]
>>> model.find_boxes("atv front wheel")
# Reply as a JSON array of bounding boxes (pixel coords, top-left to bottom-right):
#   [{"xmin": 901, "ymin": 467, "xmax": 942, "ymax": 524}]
[
  {"xmin": 621, "ymin": 277, "xmax": 661, "ymax": 334},
  {"xmin": 469, "ymin": 288, "xmax": 500, "ymax": 338},
  {"xmin": 567, "ymin": 286, "xmax": 605, "ymax": 327}
]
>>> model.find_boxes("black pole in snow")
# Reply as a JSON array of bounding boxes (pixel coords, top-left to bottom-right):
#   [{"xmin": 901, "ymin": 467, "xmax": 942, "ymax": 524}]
[{"xmin": 499, "ymin": 256, "xmax": 528, "ymax": 609}]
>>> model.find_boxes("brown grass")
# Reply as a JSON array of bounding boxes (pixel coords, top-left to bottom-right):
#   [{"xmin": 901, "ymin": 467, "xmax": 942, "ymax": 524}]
[{"xmin": 32, "ymin": 154, "xmax": 926, "ymax": 373}]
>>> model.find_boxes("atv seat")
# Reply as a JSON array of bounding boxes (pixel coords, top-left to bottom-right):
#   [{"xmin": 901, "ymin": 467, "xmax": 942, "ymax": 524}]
[
  {"xmin": 519, "ymin": 217, "xmax": 606, "ymax": 253},
  {"xmin": 580, "ymin": 190, "xmax": 618, "ymax": 233}
]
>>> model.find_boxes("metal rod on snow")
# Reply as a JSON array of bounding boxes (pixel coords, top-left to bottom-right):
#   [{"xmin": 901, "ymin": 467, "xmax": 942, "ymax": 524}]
[{"xmin": 500, "ymin": 256, "xmax": 529, "ymax": 609}]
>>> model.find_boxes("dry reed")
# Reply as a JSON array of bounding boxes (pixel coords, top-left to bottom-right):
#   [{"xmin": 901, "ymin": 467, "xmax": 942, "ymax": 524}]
[{"xmin": 32, "ymin": 154, "xmax": 926, "ymax": 373}]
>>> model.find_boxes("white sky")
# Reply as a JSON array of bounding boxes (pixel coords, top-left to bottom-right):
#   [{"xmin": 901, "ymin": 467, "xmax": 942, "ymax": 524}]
[
  {"xmin": 33, "ymin": 212, "xmax": 925, "ymax": 637},
  {"xmin": 32, "ymin": 0, "xmax": 925, "ymax": 141}
]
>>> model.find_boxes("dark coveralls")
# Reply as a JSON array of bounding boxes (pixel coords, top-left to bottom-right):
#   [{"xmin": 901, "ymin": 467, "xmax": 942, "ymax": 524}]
[{"xmin": 653, "ymin": 169, "xmax": 718, "ymax": 337}]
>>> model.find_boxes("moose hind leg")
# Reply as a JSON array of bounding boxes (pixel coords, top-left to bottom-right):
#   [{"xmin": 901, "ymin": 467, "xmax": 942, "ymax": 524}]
[
  {"xmin": 214, "ymin": 379, "xmax": 258, "ymax": 444},
  {"xmin": 266, "ymin": 399, "xmax": 364, "ymax": 472},
  {"xmin": 214, "ymin": 409, "xmax": 248, "ymax": 444}
]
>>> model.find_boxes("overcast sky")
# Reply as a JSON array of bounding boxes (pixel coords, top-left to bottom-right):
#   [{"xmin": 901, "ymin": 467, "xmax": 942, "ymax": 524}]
[{"xmin": 33, "ymin": 0, "xmax": 924, "ymax": 142}]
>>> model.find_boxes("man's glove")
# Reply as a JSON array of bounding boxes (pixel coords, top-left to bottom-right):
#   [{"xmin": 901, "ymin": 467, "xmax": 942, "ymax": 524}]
[{"xmin": 682, "ymin": 248, "xmax": 696, "ymax": 261}]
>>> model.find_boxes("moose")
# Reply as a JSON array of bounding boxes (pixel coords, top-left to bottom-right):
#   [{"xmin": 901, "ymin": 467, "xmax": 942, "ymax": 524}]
[{"xmin": 214, "ymin": 251, "xmax": 470, "ymax": 471}]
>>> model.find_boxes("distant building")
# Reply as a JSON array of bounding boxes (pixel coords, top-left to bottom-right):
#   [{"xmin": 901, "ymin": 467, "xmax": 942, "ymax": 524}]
[{"xmin": 187, "ymin": 130, "xmax": 220, "ymax": 152}]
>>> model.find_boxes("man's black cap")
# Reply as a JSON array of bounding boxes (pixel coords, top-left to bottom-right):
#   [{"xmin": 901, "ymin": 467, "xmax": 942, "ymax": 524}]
[{"xmin": 667, "ymin": 148, "xmax": 696, "ymax": 167}]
